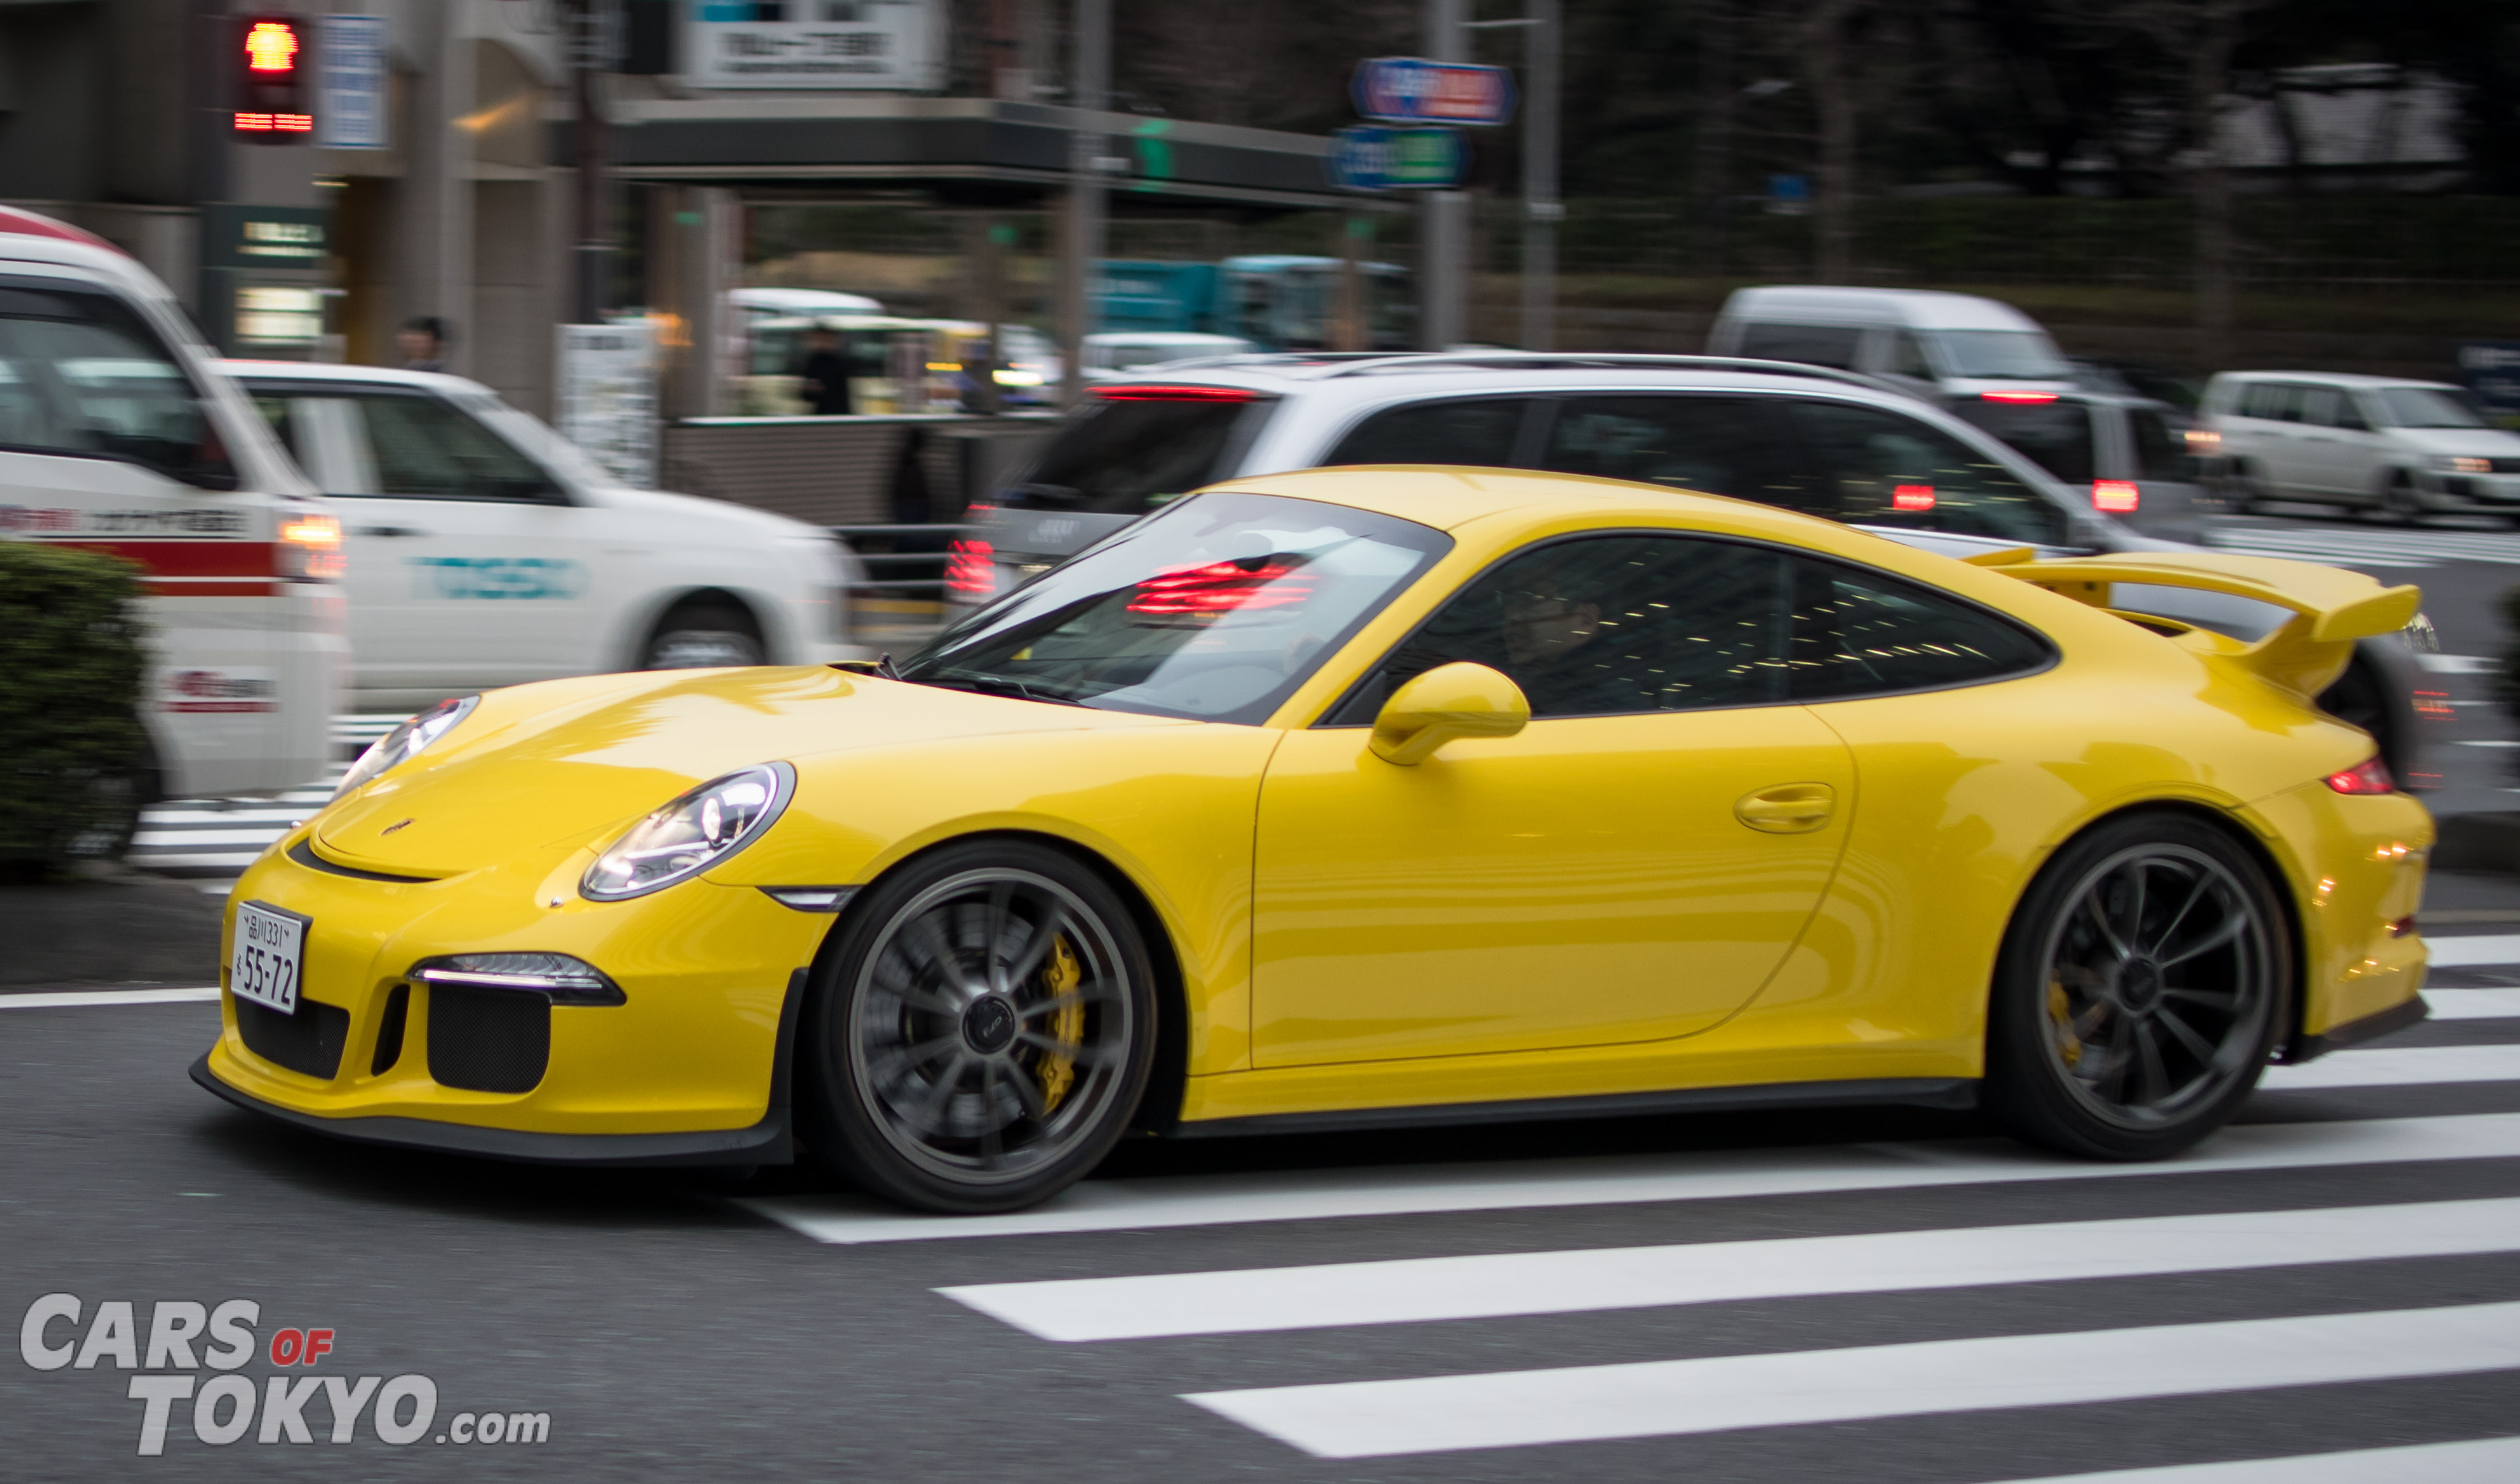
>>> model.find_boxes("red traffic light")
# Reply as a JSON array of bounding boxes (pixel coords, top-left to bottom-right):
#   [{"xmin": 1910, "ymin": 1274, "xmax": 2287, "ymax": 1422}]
[{"xmin": 233, "ymin": 16, "xmax": 311, "ymax": 139}]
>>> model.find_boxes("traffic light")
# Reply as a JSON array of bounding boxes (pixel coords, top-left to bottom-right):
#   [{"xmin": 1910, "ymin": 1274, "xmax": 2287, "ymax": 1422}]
[{"xmin": 232, "ymin": 16, "xmax": 312, "ymax": 139}]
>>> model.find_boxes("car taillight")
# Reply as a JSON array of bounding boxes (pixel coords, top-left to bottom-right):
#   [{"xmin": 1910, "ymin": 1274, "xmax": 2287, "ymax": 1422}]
[
  {"xmin": 2414, "ymin": 689, "xmax": 2454, "ymax": 721},
  {"xmin": 1981, "ymin": 390, "xmax": 2059, "ymax": 404},
  {"xmin": 944, "ymin": 538, "xmax": 997, "ymax": 596},
  {"xmin": 1092, "ymin": 385, "xmax": 1256, "ymax": 402},
  {"xmin": 2324, "ymin": 757, "xmax": 2396, "ymax": 796},
  {"xmin": 1891, "ymin": 484, "xmax": 1935, "ymax": 511},
  {"xmin": 277, "ymin": 510, "xmax": 343, "ymax": 581},
  {"xmin": 1128, "ymin": 559, "xmax": 1313, "ymax": 615},
  {"xmin": 2093, "ymin": 479, "xmax": 2140, "ymax": 513}
]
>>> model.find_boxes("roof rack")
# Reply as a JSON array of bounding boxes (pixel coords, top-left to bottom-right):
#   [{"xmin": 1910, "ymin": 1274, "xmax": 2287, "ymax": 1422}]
[{"xmin": 1315, "ymin": 351, "xmax": 1897, "ymax": 391}]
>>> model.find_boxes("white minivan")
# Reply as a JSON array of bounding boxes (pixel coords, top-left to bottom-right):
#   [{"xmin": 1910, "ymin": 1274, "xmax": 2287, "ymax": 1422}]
[
  {"xmin": 230, "ymin": 362, "xmax": 863, "ymax": 712},
  {"xmin": 0, "ymin": 207, "xmax": 342, "ymax": 801},
  {"xmin": 1707, "ymin": 286, "xmax": 2079, "ymax": 402},
  {"xmin": 2203, "ymin": 371, "xmax": 2520, "ymax": 519}
]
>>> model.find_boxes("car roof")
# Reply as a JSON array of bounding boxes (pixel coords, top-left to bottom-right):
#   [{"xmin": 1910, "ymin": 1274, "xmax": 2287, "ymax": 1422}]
[
  {"xmin": 219, "ymin": 359, "xmax": 498, "ymax": 397},
  {"xmin": 1092, "ymin": 351, "xmax": 1907, "ymax": 400},
  {"xmin": 2209, "ymin": 370, "xmax": 2459, "ymax": 391},
  {"xmin": 1718, "ymin": 285, "xmax": 2045, "ymax": 333}
]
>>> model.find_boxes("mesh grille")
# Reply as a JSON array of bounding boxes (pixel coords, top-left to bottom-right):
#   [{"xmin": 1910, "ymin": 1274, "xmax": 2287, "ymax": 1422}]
[
  {"xmin": 234, "ymin": 995, "xmax": 349, "ymax": 1080},
  {"xmin": 426, "ymin": 984, "xmax": 549, "ymax": 1094}
]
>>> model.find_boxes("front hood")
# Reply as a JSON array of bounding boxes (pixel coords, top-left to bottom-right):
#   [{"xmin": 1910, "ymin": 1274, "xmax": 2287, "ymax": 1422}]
[{"xmin": 313, "ymin": 666, "xmax": 1184, "ymax": 877}]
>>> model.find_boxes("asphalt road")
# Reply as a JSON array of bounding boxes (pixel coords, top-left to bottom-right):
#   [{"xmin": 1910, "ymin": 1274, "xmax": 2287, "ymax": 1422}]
[{"xmin": 5, "ymin": 507, "xmax": 2519, "ymax": 1482}]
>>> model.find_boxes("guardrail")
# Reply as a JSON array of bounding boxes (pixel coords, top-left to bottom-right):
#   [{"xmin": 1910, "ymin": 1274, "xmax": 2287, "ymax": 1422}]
[{"xmin": 831, "ymin": 523, "xmax": 966, "ymax": 596}]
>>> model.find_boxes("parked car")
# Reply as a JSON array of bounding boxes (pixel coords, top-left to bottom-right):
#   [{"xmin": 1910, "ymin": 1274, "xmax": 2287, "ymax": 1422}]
[
  {"xmin": 950, "ymin": 352, "xmax": 2431, "ymax": 786},
  {"xmin": 229, "ymin": 362, "xmax": 862, "ymax": 712},
  {"xmin": 2204, "ymin": 371, "xmax": 2520, "ymax": 521},
  {"xmin": 1706, "ymin": 286, "xmax": 2079, "ymax": 402},
  {"xmin": 0, "ymin": 206, "xmax": 339, "ymax": 799},
  {"xmin": 1949, "ymin": 387, "xmax": 2222, "ymax": 544}
]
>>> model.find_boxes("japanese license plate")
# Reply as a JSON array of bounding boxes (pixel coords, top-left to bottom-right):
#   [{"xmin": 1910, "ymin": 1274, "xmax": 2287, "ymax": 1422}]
[{"xmin": 230, "ymin": 901, "xmax": 308, "ymax": 1015}]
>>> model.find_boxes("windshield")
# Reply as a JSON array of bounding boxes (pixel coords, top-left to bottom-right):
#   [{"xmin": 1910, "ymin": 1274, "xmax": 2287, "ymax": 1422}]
[
  {"xmin": 2374, "ymin": 387, "xmax": 2487, "ymax": 429},
  {"xmin": 1933, "ymin": 330, "xmax": 2072, "ymax": 380},
  {"xmin": 903, "ymin": 491, "xmax": 1450, "ymax": 725}
]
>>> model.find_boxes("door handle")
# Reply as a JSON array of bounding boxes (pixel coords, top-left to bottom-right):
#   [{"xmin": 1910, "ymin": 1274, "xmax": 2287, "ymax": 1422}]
[
  {"xmin": 1735, "ymin": 783, "xmax": 1837, "ymax": 833},
  {"xmin": 354, "ymin": 525, "xmax": 429, "ymax": 538}
]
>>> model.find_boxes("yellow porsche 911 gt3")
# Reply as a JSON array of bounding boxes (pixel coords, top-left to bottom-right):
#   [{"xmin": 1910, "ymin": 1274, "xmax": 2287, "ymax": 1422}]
[{"xmin": 196, "ymin": 467, "xmax": 2433, "ymax": 1213}]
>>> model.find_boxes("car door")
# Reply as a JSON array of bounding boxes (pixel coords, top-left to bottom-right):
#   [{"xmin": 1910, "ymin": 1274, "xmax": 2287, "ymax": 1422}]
[
  {"xmin": 1251, "ymin": 532, "xmax": 1856, "ymax": 1067},
  {"xmin": 2238, "ymin": 381, "xmax": 2319, "ymax": 495},
  {"xmin": 253, "ymin": 385, "xmax": 597, "ymax": 697}
]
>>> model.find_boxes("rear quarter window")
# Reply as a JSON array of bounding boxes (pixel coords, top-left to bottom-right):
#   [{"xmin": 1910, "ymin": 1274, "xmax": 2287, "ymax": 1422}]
[
  {"xmin": 1952, "ymin": 399, "xmax": 2097, "ymax": 485},
  {"xmin": 1735, "ymin": 321, "xmax": 1863, "ymax": 370}
]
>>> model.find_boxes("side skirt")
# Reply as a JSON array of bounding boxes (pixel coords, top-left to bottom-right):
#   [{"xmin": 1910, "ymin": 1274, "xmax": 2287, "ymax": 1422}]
[
  {"xmin": 2279, "ymin": 993, "xmax": 2429, "ymax": 1065},
  {"xmin": 1165, "ymin": 1076, "xmax": 1979, "ymax": 1141}
]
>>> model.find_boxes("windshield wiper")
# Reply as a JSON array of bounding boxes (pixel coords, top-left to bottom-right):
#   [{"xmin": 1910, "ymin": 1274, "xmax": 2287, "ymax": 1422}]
[{"xmin": 909, "ymin": 673, "xmax": 1088, "ymax": 707}]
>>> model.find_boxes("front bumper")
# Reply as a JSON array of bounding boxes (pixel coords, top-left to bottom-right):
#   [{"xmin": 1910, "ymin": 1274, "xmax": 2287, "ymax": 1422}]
[{"xmin": 198, "ymin": 830, "xmax": 836, "ymax": 1156}]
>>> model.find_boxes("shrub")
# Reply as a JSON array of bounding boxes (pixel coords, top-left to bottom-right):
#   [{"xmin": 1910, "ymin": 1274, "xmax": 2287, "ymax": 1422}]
[{"xmin": 0, "ymin": 544, "xmax": 148, "ymax": 867}]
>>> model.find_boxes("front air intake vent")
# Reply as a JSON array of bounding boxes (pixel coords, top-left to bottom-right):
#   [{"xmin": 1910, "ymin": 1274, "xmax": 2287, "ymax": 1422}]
[
  {"xmin": 425, "ymin": 984, "xmax": 549, "ymax": 1094},
  {"xmin": 234, "ymin": 995, "xmax": 350, "ymax": 1080}
]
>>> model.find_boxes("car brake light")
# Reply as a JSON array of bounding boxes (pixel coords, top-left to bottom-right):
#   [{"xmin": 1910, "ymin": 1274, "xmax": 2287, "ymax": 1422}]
[
  {"xmin": 1891, "ymin": 484, "xmax": 1935, "ymax": 511},
  {"xmin": 2414, "ymin": 689, "xmax": 2454, "ymax": 721},
  {"xmin": 1981, "ymin": 390, "xmax": 2059, "ymax": 404},
  {"xmin": 2324, "ymin": 757, "xmax": 2395, "ymax": 796},
  {"xmin": 277, "ymin": 511, "xmax": 343, "ymax": 581},
  {"xmin": 944, "ymin": 538, "xmax": 997, "ymax": 596},
  {"xmin": 2093, "ymin": 479, "xmax": 2141, "ymax": 513},
  {"xmin": 1092, "ymin": 385, "xmax": 1256, "ymax": 402},
  {"xmin": 1128, "ymin": 559, "xmax": 1313, "ymax": 615}
]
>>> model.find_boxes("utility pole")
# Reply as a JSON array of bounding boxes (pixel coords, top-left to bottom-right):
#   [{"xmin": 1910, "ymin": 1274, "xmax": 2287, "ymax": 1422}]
[
  {"xmin": 1419, "ymin": 0, "xmax": 1468, "ymax": 349},
  {"xmin": 568, "ymin": 0, "xmax": 612, "ymax": 324},
  {"xmin": 1058, "ymin": 0, "xmax": 1112, "ymax": 406},
  {"xmin": 1519, "ymin": 0, "xmax": 1559, "ymax": 351}
]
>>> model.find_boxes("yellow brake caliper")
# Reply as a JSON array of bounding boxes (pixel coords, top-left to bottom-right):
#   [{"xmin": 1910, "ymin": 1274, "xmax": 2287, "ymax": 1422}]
[
  {"xmin": 2048, "ymin": 980, "xmax": 2083, "ymax": 1067},
  {"xmin": 1035, "ymin": 935, "xmax": 1084, "ymax": 1113}
]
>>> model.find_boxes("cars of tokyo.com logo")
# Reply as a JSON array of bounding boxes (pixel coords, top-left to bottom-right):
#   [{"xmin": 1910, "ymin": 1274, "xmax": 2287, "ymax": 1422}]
[{"xmin": 18, "ymin": 1294, "xmax": 549, "ymax": 1456}]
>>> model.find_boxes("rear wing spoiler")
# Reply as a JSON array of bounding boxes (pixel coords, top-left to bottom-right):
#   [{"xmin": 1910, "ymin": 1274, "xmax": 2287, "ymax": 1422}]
[{"xmin": 1969, "ymin": 549, "xmax": 2421, "ymax": 700}]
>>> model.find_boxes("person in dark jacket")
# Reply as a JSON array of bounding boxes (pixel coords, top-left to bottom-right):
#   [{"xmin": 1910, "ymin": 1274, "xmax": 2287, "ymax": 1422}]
[{"xmin": 795, "ymin": 328, "xmax": 854, "ymax": 416}]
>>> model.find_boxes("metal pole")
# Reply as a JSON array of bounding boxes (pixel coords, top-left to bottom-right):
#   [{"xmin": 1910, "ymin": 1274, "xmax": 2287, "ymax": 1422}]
[
  {"xmin": 570, "ymin": 0, "xmax": 611, "ymax": 324},
  {"xmin": 1058, "ymin": 0, "xmax": 1111, "ymax": 406},
  {"xmin": 1518, "ymin": 0, "xmax": 1559, "ymax": 351},
  {"xmin": 1419, "ymin": 0, "xmax": 1468, "ymax": 349}
]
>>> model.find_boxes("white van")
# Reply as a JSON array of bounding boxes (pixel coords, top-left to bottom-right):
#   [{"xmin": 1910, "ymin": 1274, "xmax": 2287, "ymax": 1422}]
[
  {"xmin": 228, "ymin": 361, "xmax": 862, "ymax": 712},
  {"xmin": 1707, "ymin": 286, "xmax": 2079, "ymax": 401},
  {"xmin": 2203, "ymin": 371, "xmax": 2520, "ymax": 519},
  {"xmin": 0, "ymin": 207, "xmax": 341, "ymax": 801}
]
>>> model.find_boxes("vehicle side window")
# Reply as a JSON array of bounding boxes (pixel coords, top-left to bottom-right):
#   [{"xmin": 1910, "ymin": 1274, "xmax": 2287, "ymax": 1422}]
[
  {"xmin": 1325, "ymin": 398, "xmax": 1529, "ymax": 468},
  {"xmin": 2298, "ymin": 387, "xmax": 2344, "ymax": 428},
  {"xmin": 2238, "ymin": 382, "xmax": 2292, "ymax": 421},
  {"xmin": 1787, "ymin": 557, "xmax": 2052, "ymax": 701},
  {"xmin": 2130, "ymin": 408, "xmax": 2188, "ymax": 482},
  {"xmin": 1334, "ymin": 534, "xmax": 1787, "ymax": 723},
  {"xmin": 348, "ymin": 393, "xmax": 562, "ymax": 502},
  {"xmin": 1535, "ymin": 396, "xmax": 1786, "ymax": 496},
  {"xmin": 1885, "ymin": 330, "xmax": 1935, "ymax": 379},
  {"xmin": 0, "ymin": 281, "xmax": 233, "ymax": 489},
  {"xmin": 1736, "ymin": 321, "xmax": 1862, "ymax": 370},
  {"xmin": 1022, "ymin": 395, "xmax": 1264, "ymax": 514},
  {"xmin": 1776, "ymin": 399, "xmax": 2073, "ymax": 547}
]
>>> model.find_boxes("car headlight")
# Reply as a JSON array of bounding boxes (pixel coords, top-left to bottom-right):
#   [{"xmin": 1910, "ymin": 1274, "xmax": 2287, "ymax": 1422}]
[
  {"xmin": 2429, "ymin": 455, "xmax": 2494, "ymax": 474},
  {"xmin": 333, "ymin": 695, "xmax": 478, "ymax": 799},
  {"xmin": 581, "ymin": 762, "xmax": 794, "ymax": 901}
]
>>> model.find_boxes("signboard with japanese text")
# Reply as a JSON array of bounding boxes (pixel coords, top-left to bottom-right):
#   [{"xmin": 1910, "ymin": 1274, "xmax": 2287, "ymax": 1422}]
[
  {"xmin": 1351, "ymin": 58, "xmax": 1517, "ymax": 127},
  {"xmin": 557, "ymin": 323, "xmax": 659, "ymax": 490},
  {"xmin": 1328, "ymin": 126, "xmax": 1468, "ymax": 191},
  {"xmin": 315, "ymin": 14, "xmax": 388, "ymax": 148},
  {"xmin": 684, "ymin": 1, "xmax": 944, "ymax": 92}
]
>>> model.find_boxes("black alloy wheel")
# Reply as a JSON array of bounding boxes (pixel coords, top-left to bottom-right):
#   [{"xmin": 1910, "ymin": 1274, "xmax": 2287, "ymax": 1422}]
[
  {"xmin": 799, "ymin": 840, "xmax": 1158, "ymax": 1213},
  {"xmin": 1985, "ymin": 812, "xmax": 2287, "ymax": 1160}
]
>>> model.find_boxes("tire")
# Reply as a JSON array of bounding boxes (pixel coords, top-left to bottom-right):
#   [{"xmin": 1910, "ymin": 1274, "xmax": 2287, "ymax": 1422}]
[
  {"xmin": 640, "ymin": 604, "xmax": 764, "ymax": 670},
  {"xmin": 2225, "ymin": 463, "xmax": 2276, "ymax": 515},
  {"xmin": 797, "ymin": 839, "xmax": 1160, "ymax": 1213},
  {"xmin": 2377, "ymin": 474, "xmax": 2424, "ymax": 525},
  {"xmin": 1984, "ymin": 812, "xmax": 2288, "ymax": 1161}
]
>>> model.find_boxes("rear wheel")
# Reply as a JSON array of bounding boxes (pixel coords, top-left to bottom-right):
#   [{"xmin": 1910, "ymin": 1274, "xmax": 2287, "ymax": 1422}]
[
  {"xmin": 1984, "ymin": 812, "xmax": 2287, "ymax": 1161},
  {"xmin": 798, "ymin": 840, "xmax": 1158, "ymax": 1213}
]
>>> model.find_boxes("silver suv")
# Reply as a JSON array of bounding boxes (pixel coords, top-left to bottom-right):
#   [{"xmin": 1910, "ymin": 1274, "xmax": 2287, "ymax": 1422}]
[{"xmin": 952, "ymin": 352, "xmax": 2427, "ymax": 778}]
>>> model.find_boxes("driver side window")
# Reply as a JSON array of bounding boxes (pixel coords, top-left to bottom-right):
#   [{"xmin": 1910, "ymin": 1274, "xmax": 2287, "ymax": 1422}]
[{"xmin": 344, "ymin": 393, "xmax": 562, "ymax": 502}]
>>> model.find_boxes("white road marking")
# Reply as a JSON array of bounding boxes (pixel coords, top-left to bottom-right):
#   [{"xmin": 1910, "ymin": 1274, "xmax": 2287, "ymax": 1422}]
[
  {"xmin": 740, "ymin": 1112, "xmax": 2520, "ymax": 1245},
  {"xmin": 1990, "ymin": 1434, "xmax": 2520, "ymax": 1483},
  {"xmin": 2419, "ymin": 653, "xmax": 2497, "ymax": 673},
  {"xmin": 2426, "ymin": 988, "xmax": 2520, "ymax": 1018},
  {"xmin": 0, "ymin": 987, "xmax": 220, "ymax": 1009},
  {"xmin": 2452, "ymin": 739, "xmax": 2520, "ymax": 748},
  {"xmin": 942, "ymin": 1195, "xmax": 2520, "ymax": 1343},
  {"xmin": 2262, "ymin": 1043, "xmax": 2520, "ymax": 1090},
  {"xmin": 1180, "ymin": 1299, "xmax": 2520, "ymax": 1458},
  {"xmin": 2427, "ymin": 934, "xmax": 2520, "ymax": 967},
  {"xmin": 130, "ymin": 829, "xmax": 298, "ymax": 848}
]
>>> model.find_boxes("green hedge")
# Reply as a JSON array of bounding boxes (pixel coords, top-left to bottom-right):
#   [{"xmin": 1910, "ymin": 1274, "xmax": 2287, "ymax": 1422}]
[{"xmin": 0, "ymin": 544, "xmax": 148, "ymax": 867}]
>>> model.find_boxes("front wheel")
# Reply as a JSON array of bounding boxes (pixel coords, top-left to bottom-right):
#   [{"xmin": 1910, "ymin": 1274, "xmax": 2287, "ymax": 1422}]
[
  {"xmin": 1984, "ymin": 813, "xmax": 2287, "ymax": 1161},
  {"xmin": 798, "ymin": 840, "xmax": 1158, "ymax": 1213}
]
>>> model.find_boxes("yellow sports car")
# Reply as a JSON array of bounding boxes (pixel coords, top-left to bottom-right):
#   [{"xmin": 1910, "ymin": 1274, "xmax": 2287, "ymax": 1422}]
[{"xmin": 195, "ymin": 468, "xmax": 2433, "ymax": 1213}]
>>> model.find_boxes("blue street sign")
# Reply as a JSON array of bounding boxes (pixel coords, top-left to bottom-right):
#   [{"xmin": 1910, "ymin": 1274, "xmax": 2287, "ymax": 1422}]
[
  {"xmin": 1328, "ymin": 126, "xmax": 1468, "ymax": 191},
  {"xmin": 1351, "ymin": 58, "xmax": 1517, "ymax": 127}
]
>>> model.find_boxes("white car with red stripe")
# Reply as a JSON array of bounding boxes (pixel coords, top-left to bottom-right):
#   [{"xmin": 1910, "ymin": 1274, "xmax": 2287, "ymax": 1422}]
[{"xmin": 0, "ymin": 207, "xmax": 343, "ymax": 799}]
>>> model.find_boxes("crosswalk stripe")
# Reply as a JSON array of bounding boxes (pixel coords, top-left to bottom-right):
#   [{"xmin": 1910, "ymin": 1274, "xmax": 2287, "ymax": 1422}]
[
  {"xmin": 2205, "ymin": 526, "xmax": 2520, "ymax": 568},
  {"xmin": 2427, "ymin": 988, "xmax": 2520, "ymax": 1019},
  {"xmin": 1992, "ymin": 1435, "xmax": 2520, "ymax": 1484},
  {"xmin": 741, "ymin": 1111, "xmax": 2520, "ymax": 1245},
  {"xmin": 2426, "ymin": 934, "xmax": 2520, "ymax": 967},
  {"xmin": 942, "ymin": 1195, "xmax": 2520, "ymax": 1343},
  {"xmin": 1180, "ymin": 1299, "xmax": 2520, "ymax": 1458},
  {"xmin": 2261, "ymin": 1043, "xmax": 2520, "ymax": 1090},
  {"xmin": 0, "ymin": 987, "xmax": 221, "ymax": 1009}
]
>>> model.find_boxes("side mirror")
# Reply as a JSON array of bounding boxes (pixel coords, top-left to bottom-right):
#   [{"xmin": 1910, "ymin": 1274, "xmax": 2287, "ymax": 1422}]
[{"xmin": 1369, "ymin": 662, "xmax": 1530, "ymax": 766}]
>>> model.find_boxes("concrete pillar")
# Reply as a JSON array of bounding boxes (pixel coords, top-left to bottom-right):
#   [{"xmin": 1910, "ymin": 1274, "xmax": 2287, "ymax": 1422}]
[
  {"xmin": 1418, "ymin": 0, "xmax": 1469, "ymax": 350},
  {"xmin": 649, "ymin": 184, "xmax": 740, "ymax": 421},
  {"xmin": 1057, "ymin": 0, "xmax": 1111, "ymax": 407},
  {"xmin": 403, "ymin": 1, "xmax": 475, "ymax": 375}
]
